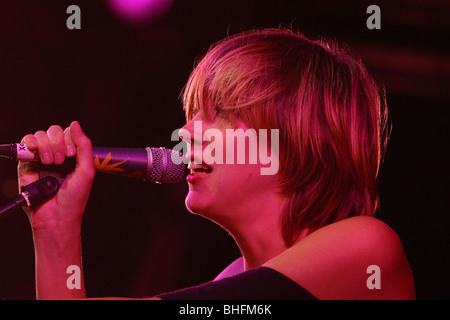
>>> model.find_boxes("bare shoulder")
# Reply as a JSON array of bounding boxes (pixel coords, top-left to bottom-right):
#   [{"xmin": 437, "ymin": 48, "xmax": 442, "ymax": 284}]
[{"xmin": 264, "ymin": 216, "xmax": 416, "ymax": 299}]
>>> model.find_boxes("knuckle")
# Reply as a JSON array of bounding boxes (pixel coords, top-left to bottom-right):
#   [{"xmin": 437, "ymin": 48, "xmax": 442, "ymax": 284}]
[
  {"xmin": 34, "ymin": 130, "xmax": 47, "ymax": 137},
  {"xmin": 47, "ymin": 125, "xmax": 64, "ymax": 136},
  {"xmin": 79, "ymin": 136, "xmax": 93, "ymax": 148},
  {"xmin": 21, "ymin": 134, "xmax": 35, "ymax": 144},
  {"xmin": 84, "ymin": 136, "xmax": 93, "ymax": 145}
]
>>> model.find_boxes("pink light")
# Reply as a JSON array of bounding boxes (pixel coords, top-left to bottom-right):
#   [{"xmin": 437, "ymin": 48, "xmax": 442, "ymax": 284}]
[{"xmin": 106, "ymin": 0, "xmax": 174, "ymax": 25}]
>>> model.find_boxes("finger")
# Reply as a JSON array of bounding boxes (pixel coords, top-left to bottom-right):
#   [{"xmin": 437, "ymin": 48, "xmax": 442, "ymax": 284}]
[
  {"xmin": 21, "ymin": 134, "xmax": 38, "ymax": 152},
  {"xmin": 18, "ymin": 134, "xmax": 40, "ymax": 189},
  {"xmin": 69, "ymin": 121, "xmax": 95, "ymax": 180},
  {"xmin": 64, "ymin": 127, "xmax": 76, "ymax": 157},
  {"xmin": 46, "ymin": 125, "xmax": 66, "ymax": 165},
  {"xmin": 34, "ymin": 130, "xmax": 53, "ymax": 165},
  {"xmin": 17, "ymin": 160, "xmax": 40, "ymax": 189}
]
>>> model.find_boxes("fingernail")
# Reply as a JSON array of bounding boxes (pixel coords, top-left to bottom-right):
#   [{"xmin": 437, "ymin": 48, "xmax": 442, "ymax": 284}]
[
  {"xmin": 42, "ymin": 152, "xmax": 52, "ymax": 164},
  {"xmin": 29, "ymin": 140, "xmax": 37, "ymax": 149},
  {"xmin": 54, "ymin": 152, "xmax": 65, "ymax": 164},
  {"xmin": 66, "ymin": 145, "xmax": 76, "ymax": 157},
  {"xmin": 24, "ymin": 138, "xmax": 37, "ymax": 150}
]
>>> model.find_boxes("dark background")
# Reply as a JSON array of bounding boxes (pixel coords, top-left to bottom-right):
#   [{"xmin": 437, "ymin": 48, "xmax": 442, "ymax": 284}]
[{"xmin": 0, "ymin": 0, "xmax": 448, "ymax": 299}]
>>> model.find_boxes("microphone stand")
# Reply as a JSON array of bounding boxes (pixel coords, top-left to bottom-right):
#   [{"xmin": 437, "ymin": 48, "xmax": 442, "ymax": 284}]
[{"xmin": 0, "ymin": 176, "xmax": 60, "ymax": 215}]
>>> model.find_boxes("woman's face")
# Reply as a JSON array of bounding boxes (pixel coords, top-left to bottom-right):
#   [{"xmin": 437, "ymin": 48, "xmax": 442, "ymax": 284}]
[{"xmin": 179, "ymin": 109, "xmax": 281, "ymax": 227}]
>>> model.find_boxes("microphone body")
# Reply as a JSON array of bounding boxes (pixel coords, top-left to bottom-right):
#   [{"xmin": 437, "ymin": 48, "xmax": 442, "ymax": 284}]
[{"xmin": 0, "ymin": 143, "xmax": 185, "ymax": 184}]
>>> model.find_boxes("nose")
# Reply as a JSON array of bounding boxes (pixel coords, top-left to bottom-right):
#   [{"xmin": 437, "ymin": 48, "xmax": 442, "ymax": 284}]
[
  {"xmin": 180, "ymin": 113, "xmax": 208, "ymax": 164},
  {"xmin": 179, "ymin": 113, "xmax": 203, "ymax": 145}
]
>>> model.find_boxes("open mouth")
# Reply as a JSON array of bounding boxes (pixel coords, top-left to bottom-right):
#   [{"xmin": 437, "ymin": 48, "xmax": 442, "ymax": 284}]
[{"xmin": 188, "ymin": 162, "xmax": 213, "ymax": 175}]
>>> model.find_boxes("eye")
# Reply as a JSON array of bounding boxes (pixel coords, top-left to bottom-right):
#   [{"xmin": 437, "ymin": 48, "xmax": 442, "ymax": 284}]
[
  {"xmin": 192, "ymin": 107, "xmax": 200, "ymax": 116},
  {"xmin": 188, "ymin": 107, "xmax": 200, "ymax": 120},
  {"xmin": 213, "ymin": 105, "xmax": 227, "ymax": 118}
]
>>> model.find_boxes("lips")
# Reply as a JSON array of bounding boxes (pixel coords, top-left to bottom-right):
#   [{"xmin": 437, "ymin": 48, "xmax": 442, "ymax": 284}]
[
  {"xmin": 187, "ymin": 161, "xmax": 213, "ymax": 182},
  {"xmin": 188, "ymin": 161, "xmax": 213, "ymax": 174}
]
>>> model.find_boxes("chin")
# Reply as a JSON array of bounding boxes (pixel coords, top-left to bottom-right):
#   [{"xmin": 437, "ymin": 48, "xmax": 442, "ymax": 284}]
[
  {"xmin": 184, "ymin": 192, "xmax": 228, "ymax": 225},
  {"xmin": 185, "ymin": 191, "xmax": 208, "ymax": 215}
]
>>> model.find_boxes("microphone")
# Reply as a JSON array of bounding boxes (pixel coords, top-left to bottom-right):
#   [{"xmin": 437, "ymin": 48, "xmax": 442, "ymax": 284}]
[
  {"xmin": 0, "ymin": 176, "xmax": 60, "ymax": 215},
  {"xmin": 0, "ymin": 143, "xmax": 186, "ymax": 184}
]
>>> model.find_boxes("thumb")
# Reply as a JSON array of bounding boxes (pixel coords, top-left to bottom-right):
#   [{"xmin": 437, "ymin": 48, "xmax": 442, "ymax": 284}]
[{"xmin": 69, "ymin": 121, "xmax": 96, "ymax": 182}]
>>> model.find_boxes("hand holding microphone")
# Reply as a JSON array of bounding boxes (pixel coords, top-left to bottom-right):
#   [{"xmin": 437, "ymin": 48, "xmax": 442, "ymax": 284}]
[
  {"xmin": 15, "ymin": 121, "xmax": 97, "ymax": 231},
  {"xmin": 10, "ymin": 121, "xmax": 185, "ymax": 232}
]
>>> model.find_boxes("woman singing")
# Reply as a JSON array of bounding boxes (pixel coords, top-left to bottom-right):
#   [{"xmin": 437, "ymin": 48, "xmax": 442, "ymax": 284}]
[{"xmin": 18, "ymin": 28, "xmax": 415, "ymax": 299}]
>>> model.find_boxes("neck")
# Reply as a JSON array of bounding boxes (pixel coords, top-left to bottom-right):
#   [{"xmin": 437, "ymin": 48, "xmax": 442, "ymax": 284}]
[
  {"xmin": 236, "ymin": 225, "xmax": 288, "ymax": 270},
  {"xmin": 222, "ymin": 194, "xmax": 289, "ymax": 270}
]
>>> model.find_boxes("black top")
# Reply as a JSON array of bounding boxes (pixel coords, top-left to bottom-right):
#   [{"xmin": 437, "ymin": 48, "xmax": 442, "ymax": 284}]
[{"xmin": 156, "ymin": 266, "xmax": 317, "ymax": 300}]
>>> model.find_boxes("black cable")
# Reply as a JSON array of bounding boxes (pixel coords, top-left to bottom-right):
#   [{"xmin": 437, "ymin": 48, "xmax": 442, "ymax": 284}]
[{"xmin": 0, "ymin": 176, "xmax": 60, "ymax": 216}]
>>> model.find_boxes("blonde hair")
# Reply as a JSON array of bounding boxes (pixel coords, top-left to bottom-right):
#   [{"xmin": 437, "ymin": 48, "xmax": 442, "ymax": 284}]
[{"xmin": 183, "ymin": 28, "xmax": 390, "ymax": 246}]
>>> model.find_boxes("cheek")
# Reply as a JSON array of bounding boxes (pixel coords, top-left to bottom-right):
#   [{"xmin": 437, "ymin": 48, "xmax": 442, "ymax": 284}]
[{"xmin": 213, "ymin": 164, "xmax": 266, "ymax": 199}]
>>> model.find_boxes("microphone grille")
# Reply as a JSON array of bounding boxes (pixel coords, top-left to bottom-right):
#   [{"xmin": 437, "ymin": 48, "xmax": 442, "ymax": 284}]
[{"xmin": 146, "ymin": 147, "xmax": 185, "ymax": 183}]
